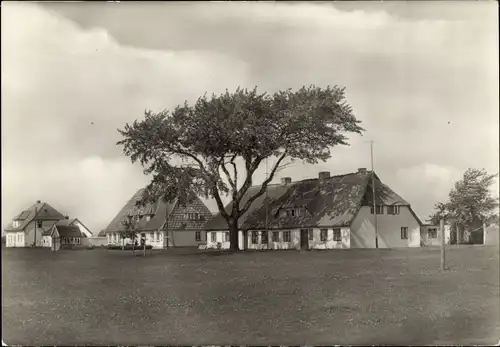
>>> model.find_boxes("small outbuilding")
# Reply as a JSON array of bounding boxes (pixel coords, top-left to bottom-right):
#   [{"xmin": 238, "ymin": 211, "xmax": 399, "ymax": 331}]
[{"xmin": 50, "ymin": 221, "xmax": 85, "ymax": 251}]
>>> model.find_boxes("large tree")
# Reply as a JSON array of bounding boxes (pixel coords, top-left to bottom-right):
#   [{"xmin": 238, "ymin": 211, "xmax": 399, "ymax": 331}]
[
  {"xmin": 117, "ymin": 85, "xmax": 364, "ymax": 251},
  {"xmin": 429, "ymin": 168, "xmax": 499, "ymax": 244}
]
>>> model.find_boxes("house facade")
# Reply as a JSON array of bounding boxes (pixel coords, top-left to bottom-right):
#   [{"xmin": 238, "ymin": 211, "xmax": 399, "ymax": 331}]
[
  {"xmin": 205, "ymin": 169, "xmax": 423, "ymax": 250},
  {"xmin": 5, "ymin": 201, "xmax": 66, "ymax": 248},
  {"xmin": 41, "ymin": 218, "xmax": 87, "ymax": 249},
  {"xmin": 102, "ymin": 188, "xmax": 213, "ymax": 249},
  {"xmin": 50, "ymin": 222, "xmax": 85, "ymax": 251},
  {"xmin": 484, "ymin": 224, "xmax": 499, "ymax": 246},
  {"xmin": 420, "ymin": 224, "xmax": 451, "ymax": 246}
]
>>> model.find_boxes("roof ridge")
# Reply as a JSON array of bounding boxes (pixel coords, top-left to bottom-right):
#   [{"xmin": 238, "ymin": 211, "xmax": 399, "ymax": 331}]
[{"xmin": 244, "ymin": 170, "xmax": 371, "ymax": 189}]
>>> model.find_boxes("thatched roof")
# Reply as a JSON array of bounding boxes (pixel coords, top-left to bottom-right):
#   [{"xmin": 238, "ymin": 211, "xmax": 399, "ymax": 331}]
[
  {"xmin": 206, "ymin": 170, "xmax": 418, "ymax": 230},
  {"xmin": 102, "ymin": 188, "xmax": 177, "ymax": 233}
]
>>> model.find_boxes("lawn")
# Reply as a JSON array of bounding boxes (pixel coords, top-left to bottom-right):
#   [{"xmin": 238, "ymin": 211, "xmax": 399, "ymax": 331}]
[{"xmin": 2, "ymin": 245, "xmax": 499, "ymax": 345}]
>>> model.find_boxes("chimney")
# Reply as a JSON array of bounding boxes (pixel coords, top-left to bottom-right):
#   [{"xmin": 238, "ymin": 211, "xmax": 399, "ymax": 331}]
[
  {"xmin": 65, "ymin": 216, "xmax": 69, "ymax": 220},
  {"xmin": 281, "ymin": 177, "xmax": 292, "ymax": 185},
  {"xmin": 36, "ymin": 200, "xmax": 41, "ymax": 204},
  {"xmin": 318, "ymin": 171, "xmax": 331, "ymax": 180},
  {"xmin": 358, "ymin": 168, "xmax": 367, "ymax": 173}
]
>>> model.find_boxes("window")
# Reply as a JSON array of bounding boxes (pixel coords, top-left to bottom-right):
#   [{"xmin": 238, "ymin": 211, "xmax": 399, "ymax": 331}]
[
  {"xmin": 154, "ymin": 232, "xmax": 158, "ymax": 241},
  {"xmin": 428, "ymin": 228, "xmax": 438, "ymax": 239},
  {"xmin": 320, "ymin": 229, "xmax": 328, "ymax": 242},
  {"xmin": 211, "ymin": 232, "xmax": 216, "ymax": 243},
  {"xmin": 146, "ymin": 215, "xmax": 151, "ymax": 222},
  {"xmin": 308, "ymin": 229, "xmax": 313, "ymax": 241},
  {"xmin": 282, "ymin": 208, "xmax": 302, "ymax": 217},
  {"xmin": 272, "ymin": 231, "xmax": 279, "ymax": 242},
  {"xmin": 223, "ymin": 232, "xmax": 229, "ymax": 242},
  {"xmin": 401, "ymin": 227, "xmax": 408, "ymax": 240},
  {"xmin": 261, "ymin": 231, "xmax": 268, "ymax": 244},
  {"xmin": 333, "ymin": 228, "xmax": 341, "ymax": 242},
  {"xmin": 187, "ymin": 213, "xmax": 199, "ymax": 220},
  {"xmin": 12, "ymin": 221, "xmax": 19, "ymax": 228},
  {"xmin": 387, "ymin": 206, "xmax": 400, "ymax": 215},
  {"xmin": 370, "ymin": 205, "xmax": 384, "ymax": 214},
  {"xmin": 251, "ymin": 231, "xmax": 258, "ymax": 244},
  {"xmin": 283, "ymin": 231, "xmax": 291, "ymax": 242},
  {"xmin": 37, "ymin": 220, "xmax": 43, "ymax": 228},
  {"xmin": 17, "ymin": 234, "xmax": 21, "ymax": 243},
  {"xmin": 195, "ymin": 231, "xmax": 201, "ymax": 241}
]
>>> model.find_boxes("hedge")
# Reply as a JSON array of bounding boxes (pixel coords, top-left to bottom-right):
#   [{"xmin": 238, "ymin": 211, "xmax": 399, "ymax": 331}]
[{"xmin": 107, "ymin": 244, "xmax": 153, "ymax": 250}]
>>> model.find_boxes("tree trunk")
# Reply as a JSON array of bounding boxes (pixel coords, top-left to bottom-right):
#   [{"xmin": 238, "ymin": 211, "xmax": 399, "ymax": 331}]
[{"xmin": 228, "ymin": 219, "xmax": 239, "ymax": 252}]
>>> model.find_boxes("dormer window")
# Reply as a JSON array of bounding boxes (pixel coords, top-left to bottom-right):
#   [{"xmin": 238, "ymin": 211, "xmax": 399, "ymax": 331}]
[
  {"xmin": 280, "ymin": 208, "xmax": 302, "ymax": 218},
  {"xmin": 12, "ymin": 220, "xmax": 19, "ymax": 228},
  {"xmin": 186, "ymin": 213, "xmax": 199, "ymax": 220},
  {"xmin": 146, "ymin": 215, "xmax": 151, "ymax": 222},
  {"xmin": 387, "ymin": 206, "xmax": 400, "ymax": 215}
]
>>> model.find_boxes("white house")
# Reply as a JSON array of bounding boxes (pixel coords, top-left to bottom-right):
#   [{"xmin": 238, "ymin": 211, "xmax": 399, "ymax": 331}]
[
  {"xmin": 420, "ymin": 224, "xmax": 451, "ymax": 246},
  {"xmin": 5, "ymin": 201, "xmax": 66, "ymax": 248},
  {"xmin": 102, "ymin": 187, "xmax": 213, "ymax": 249},
  {"xmin": 205, "ymin": 169, "xmax": 423, "ymax": 250}
]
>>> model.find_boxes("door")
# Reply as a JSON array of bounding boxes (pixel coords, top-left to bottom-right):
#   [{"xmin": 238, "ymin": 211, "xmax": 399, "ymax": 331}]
[{"xmin": 300, "ymin": 229, "xmax": 309, "ymax": 250}]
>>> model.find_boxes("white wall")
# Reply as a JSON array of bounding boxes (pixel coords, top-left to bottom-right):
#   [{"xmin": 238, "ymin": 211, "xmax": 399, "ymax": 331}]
[
  {"xmin": 107, "ymin": 231, "xmax": 166, "ymax": 249},
  {"xmin": 169, "ymin": 230, "xmax": 205, "ymax": 247},
  {"xmin": 82, "ymin": 237, "xmax": 107, "ymax": 247},
  {"xmin": 267, "ymin": 229, "xmax": 300, "ymax": 250},
  {"xmin": 420, "ymin": 225, "xmax": 451, "ymax": 246},
  {"xmin": 206, "ymin": 230, "xmax": 243, "ymax": 250},
  {"xmin": 350, "ymin": 206, "xmax": 421, "ymax": 248},
  {"xmin": 206, "ymin": 228, "xmax": 351, "ymax": 250},
  {"xmin": 42, "ymin": 235, "xmax": 52, "ymax": 248},
  {"xmin": 6, "ymin": 231, "xmax": 26, "ymax": 247},
  {"xmin": 307, "ymin": 227, "xmax": 350, "ymax": 249},
  {"xmin": 73, "ymin": 220, "xmax": 93, "ymax": 238}
]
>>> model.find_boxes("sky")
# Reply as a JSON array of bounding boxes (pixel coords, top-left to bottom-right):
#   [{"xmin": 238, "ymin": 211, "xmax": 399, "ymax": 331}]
[{"xmin": 2, "ymin": 1, "xmax": 498, "ymax": 234}]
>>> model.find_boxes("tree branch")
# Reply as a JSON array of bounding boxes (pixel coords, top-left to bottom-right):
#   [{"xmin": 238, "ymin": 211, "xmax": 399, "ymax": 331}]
[
  {"xmin": 235, "ymin": 156, "xmax": 264, "ymax": 207},
  {"xmin": 238, "ymin": 151, "xmax": 288, "ymax": 215},
  {"xmin": 220, "ymin": 161, "xmax": 236, "ymax": 191},
  {"xmin": 230, "ymin": 155, "xmax": 238, "ymax": 189},
  {"xmin": 212, "ymin": 184, "xmax": 229, "ymax": 220}
]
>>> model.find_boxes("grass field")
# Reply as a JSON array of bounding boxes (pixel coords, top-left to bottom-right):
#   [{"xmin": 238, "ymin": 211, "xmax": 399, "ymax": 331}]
[{"xmin": 2, "ymin": 245, "xmax": 499, "ymax": 345}]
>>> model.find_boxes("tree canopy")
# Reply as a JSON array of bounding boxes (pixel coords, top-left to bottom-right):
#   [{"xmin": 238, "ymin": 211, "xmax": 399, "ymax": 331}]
[
  {"xmin": 429, "ymin": 168, "xmax": 499, "ymax": 242},
  {"xmin": 117, "ymin": 85, "xmax": 364, "ymax": 251},
  {"xmin": 120, "ymin": 218, "xmax": 137, "ymax": 242}
]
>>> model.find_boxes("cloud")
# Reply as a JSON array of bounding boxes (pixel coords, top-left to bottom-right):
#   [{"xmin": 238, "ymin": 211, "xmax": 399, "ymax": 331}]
[
  {"xmin": 1, "ymin": 2, "xmax": 248, "ymax": 230},
  {"xmin": 2, "ymin": 2, "xmax": 498, "ymax": 231}
]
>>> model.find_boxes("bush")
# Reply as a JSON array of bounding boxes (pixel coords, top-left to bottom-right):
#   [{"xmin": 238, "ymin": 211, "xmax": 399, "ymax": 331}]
[{"xmin": 107, "ymin": 244, "xmax": 153, "ymax": 250}]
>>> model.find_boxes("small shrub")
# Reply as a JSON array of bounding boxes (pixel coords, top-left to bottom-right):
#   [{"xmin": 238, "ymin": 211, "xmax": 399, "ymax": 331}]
[{"xmin": 107, "ymin": 244, "xmax": 153, "ymax": 250}]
